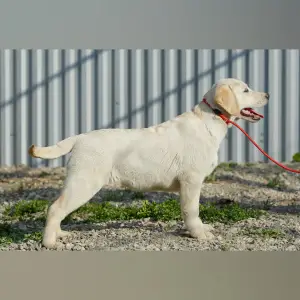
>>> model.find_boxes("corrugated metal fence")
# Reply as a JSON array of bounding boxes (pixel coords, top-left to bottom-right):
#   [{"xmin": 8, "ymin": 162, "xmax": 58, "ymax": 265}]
[{"xmin": 0, "ymin": 49, "xmax": 299, "ymax": 167}]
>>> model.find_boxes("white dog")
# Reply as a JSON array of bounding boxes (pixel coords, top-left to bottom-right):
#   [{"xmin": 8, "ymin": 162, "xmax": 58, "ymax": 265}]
[{"xmin": 28, "ymin": 78, "xmax": 269, "ymax": 248}]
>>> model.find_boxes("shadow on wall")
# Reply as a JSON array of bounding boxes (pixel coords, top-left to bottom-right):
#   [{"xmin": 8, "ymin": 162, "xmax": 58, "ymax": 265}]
[{"xmin": 0, "ymin": 49, "xmax": 256, "ymax": 168}]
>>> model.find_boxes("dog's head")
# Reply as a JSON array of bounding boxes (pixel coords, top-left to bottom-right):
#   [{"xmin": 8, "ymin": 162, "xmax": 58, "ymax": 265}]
[{"xmin": 204, "ymin": 78, "xmax": 269, "ymax": 123}]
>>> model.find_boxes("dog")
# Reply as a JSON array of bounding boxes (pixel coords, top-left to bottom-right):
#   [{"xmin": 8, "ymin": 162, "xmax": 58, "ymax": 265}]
[{"xmin": 28, "ymin": 78, "xmax": 269, "ymax": 248}]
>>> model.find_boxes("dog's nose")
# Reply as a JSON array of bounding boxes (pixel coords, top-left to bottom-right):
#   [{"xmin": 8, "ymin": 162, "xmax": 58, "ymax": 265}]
[{"xmin": 265, "ymin": 92, "xmax": 270, "ymax": 99}]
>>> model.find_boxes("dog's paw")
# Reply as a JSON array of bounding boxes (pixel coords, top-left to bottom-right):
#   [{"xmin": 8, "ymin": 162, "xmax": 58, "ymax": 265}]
[
  {"xmin": 199, "ymin": 231, "xmax": 215, "ymax": 240},
  {"xmin": 42, "ymin": 230, "xmax": 57, "ymax": 249},
  {"xmin": 42, "ymin": 238, "xmax": 57, "ymax": 249},
  {"xmin": 189, "ymin": 228, "xmax": 215, "ymax": 240}
]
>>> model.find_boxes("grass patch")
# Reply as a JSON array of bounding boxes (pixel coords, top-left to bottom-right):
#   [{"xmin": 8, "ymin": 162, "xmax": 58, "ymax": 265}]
[
  {"xmin": 243, "ymin": 227, "xmax": 284, "ymax": 239},
  {"xmin": 267, "ymin": 175, "xmax": 286, "ymax": 190},
  {"xmin": 39, "ymin": 171, "xmax": 50, "ymax": 177},
  {"xmin": 4, "ymin": 200, "xmax": 48, "ymax": 221},
  {"xmin": 204, "ymin": 161, "xmax": 239, "ymax": 182},
  {"xmin": 1, "ymin": 199, "xmax": 265, "ymax": 247},
  {"xmin": 218, "ymin": 162, "xmax": 238, "ymax": 170},
  {"xmin": 102, "ymin": 191, "xmax": 123, "ymax": 202},
  {"xmin": 199, "ymin": 203, "xmax": 264, "ymax": 224},
  {"xmin": 4, "ymin": 199, "xmax": 265, "ymax": 225},
  {"xmin": 131, "ymin": 191, "xmax": 145, "ymax": 199},
  {"xmin": 205, "ymin": 171, "xmax": 217, "ymax": 183},
  {"xmin": 65, "ymin": 200, "xmax": 183, "ymax": 223},
  {"xmin": 292, "ymin": 152, "xmax": 300, "ymax": 163},
  {"xmin": 261, "ymin": 199, "xmax": 274, "ymax": 210},
  {"xmin": 0, "ymin": 223, "xmax": 42, "ymax": 247}
]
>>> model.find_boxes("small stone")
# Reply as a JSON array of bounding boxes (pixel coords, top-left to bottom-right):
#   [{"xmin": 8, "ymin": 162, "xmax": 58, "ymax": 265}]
[
  {"xmin": 56, "ymin": 242, "xmax": 64, "ymax": 251},
  {"xmin": 18, "ymin": 244, "xmax": 27, "ymax": 251},
  {"xmin": 246, "ymin": 238, "xmax": 255, "ymax": 244},
  {"xmin": 247, "ymin": 245, "xmax": 255, "ymax": 251},
  {"xmin": 65, "ymin": 243, "xmax": 73, "ymax": 250},
  {"xmin": 229, "ymin": 228, "xmax": 239, "ymax": 234},
  {"xmin": 285, "ymin": 245, "xmax": 297, "ymax": 251},
  {"xmin": 73, "ymin": 245, "xmax": 84, "ymax": 251},
  {"xmin": 168, "ymin": 220, "xmax": 177, "ymax": 227}
]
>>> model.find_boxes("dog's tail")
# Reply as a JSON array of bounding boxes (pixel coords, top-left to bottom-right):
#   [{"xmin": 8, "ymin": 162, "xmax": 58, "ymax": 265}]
[{"xmin": 28, "ymin": 136, "xmax": 78, "ymax": 159}]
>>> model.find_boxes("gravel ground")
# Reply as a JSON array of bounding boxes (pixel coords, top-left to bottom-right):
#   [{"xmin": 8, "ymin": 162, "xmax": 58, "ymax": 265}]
[{"xmin": 1, "ymin": 162, "xmax": 300, "ymax": 251}]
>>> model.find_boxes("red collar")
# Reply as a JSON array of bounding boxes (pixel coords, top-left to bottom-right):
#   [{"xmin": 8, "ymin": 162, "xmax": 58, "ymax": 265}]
[{"xmin": 202, "ymin": 98, "xmax": 231, "ymax": 125}]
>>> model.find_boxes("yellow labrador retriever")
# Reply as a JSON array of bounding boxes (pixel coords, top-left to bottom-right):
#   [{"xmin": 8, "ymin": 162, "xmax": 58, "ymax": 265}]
[{"xmin": 29, "ymin": 78, "xmax": 269, "ymax": 248}]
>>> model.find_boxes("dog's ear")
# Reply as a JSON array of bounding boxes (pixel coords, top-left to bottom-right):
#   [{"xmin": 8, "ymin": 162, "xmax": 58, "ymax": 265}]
[{"xmin": 213, "ymin": 85, "xmax": 240, "ymax": 116}]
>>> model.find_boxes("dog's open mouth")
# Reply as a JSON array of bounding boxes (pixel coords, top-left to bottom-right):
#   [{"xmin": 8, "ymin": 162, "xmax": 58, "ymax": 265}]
[{"xmin": 240, "ymin": 108, "xmax": 264, "ymax": 122}]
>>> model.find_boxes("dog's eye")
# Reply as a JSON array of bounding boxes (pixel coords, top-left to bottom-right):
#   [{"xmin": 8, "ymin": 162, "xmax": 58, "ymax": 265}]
[{"xmin": 244, "ymin": 88, "xmax": 249, "ymax": 93}]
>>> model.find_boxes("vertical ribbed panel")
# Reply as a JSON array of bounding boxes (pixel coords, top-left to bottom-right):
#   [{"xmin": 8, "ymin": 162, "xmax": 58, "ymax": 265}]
[{"xmin": 0, "ymin": 49, "xmax": 299, "ymax": 167}]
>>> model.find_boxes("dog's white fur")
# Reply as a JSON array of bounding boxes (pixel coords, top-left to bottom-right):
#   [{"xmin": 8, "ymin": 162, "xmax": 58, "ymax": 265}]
[{"xmin": 28, "ymin": 78, "xmax": 269, "ymax": 248}]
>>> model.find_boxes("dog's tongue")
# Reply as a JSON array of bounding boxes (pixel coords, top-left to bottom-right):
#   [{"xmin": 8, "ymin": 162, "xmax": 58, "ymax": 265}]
[{"xmin": 244, "ymin": 108, "xmax": 264, "ymax": 118}]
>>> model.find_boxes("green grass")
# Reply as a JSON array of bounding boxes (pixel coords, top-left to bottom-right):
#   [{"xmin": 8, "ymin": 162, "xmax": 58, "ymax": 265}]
[
  {"xmin": 266, "ymin": 175, "xmax": 286, "ymax": 189},
  {"xmin": 101, "ymin": 191, "xmax": 123, "ymax": 202},
  {"xmin": 244, "ymin": 162, "xmax": 256, "ymax": 166},
  {"xmin": 204, "ymin": 171, "xmax": 217, "ymax": 183},
  {"xmin": 218, "ymin": 162, "xmax": 239, "ymax": 170},
  {"xmin": 4, "ymin": 200, "xmax": 48, "ymax": 221},
  {"xmin": 0, "ymin": 223, "xmax": 43, "ymax": 247},
  {"xmin": 39, "ymin": 171, "xmax": 50, "ymax": 177},
  {"xmin": 4, "ymin": 199, "xmax": 265, "ymax": 225},
  {"xmin": 204, "ymin": 161, "xmax": 239, "ymax": 182},
  {"xmin": 292, "ymin": 152, "xmax": 300, "ymax": 163},
  {"xmin": 261, "ymin": 199, "xmax": 274, "ymax": 210},
  {"xmin": 199, "ymin": 203, "xmax": 264, "ymax": 224},
  {"xmin": 1, "ymin": 199, "xmax": 266, "ymax": 247},
  {"xmin": 242, "ymin": 227, "xmax": 284, "ymax": 239},
  {"xmin": 131, "ymin": 191, "xmax": 145, "ymax": 199}
]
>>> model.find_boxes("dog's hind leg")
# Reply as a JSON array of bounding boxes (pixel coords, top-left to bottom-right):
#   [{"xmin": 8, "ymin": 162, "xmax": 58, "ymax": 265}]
[{"xmin": 42, "ymin": 169, "xmax": 107, "ymax": 249}]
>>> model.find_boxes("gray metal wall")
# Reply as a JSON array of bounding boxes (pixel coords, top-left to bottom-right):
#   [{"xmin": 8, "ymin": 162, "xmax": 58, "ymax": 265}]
[{"xmin": 0, "ymin": 49, "xmax": 299, "ymax": 167}]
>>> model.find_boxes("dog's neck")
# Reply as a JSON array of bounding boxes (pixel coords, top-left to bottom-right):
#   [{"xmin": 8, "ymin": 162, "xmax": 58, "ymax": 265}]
[{"xmin": 192, "ymin": 102, "xmax": 234, "ymax": 145}]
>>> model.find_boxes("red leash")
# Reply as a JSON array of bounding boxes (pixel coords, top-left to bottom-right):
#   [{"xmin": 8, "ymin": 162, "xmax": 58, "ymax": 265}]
[{"xmin": 202, "ymin": 99, "xmax": 300, "ymax": 174}]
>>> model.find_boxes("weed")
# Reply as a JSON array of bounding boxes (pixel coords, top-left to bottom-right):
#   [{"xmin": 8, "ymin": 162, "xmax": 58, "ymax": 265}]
[
  {"xmin": 267, "ymin": 175, "xmax": 286, "ymax": 190},
  {"xmin": 0, "ymin": 223, "xmax": 42, "ymax": 247},
  {"xmin": 244, "ymin": 162, "xmax": 255, "ymax": 167},
  {"xmin": 218, "ymin": 162, "xmax": 238, "ymax": 171},
  {"xmin": 292, "ymin": 152, "xmax": 300, "ymax": 163},
  {"xmin": 102, "ymin": 191, "xmax": 123, "ymax": 202},
  {"xmin": 199, "ymin": 202, "xmax": 264, "ymax": 224},
  {"xmin": 261, "ymin": 199, "xmax": 274, "ymax": 210},
  {"xmin": 131, "ymin": 191, "xmax": 145, "ymax": 199},
  {"xmin": 205, "ymin": 171, "xmax": 217, "ymax": 183},
  {"xmin": 4, "ymin": 200, "xmax": 49, "ymax": 220},
  {"xmin": 243, "ymin": 227, "xmax": 284, "ymax": 239},
  {"xmin": 39, "ymin": 171, "xmax": 50, "ymax": 177},
  {"xmin": 205, "ymin": 161, "xmax": 238, "ymax": 182},
  {"xmin": 23, "ymin": 231, "xmax": 43, "ymax": 242},
  {"xmin": 4, "ymin": 199, "xmax": 265, "ymax": 225}
]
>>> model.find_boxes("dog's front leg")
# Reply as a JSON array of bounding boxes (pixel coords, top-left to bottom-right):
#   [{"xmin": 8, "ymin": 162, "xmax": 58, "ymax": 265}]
[{"xmin": 179, "ymin": 180, "xmax": 214, "ymax": 240}]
